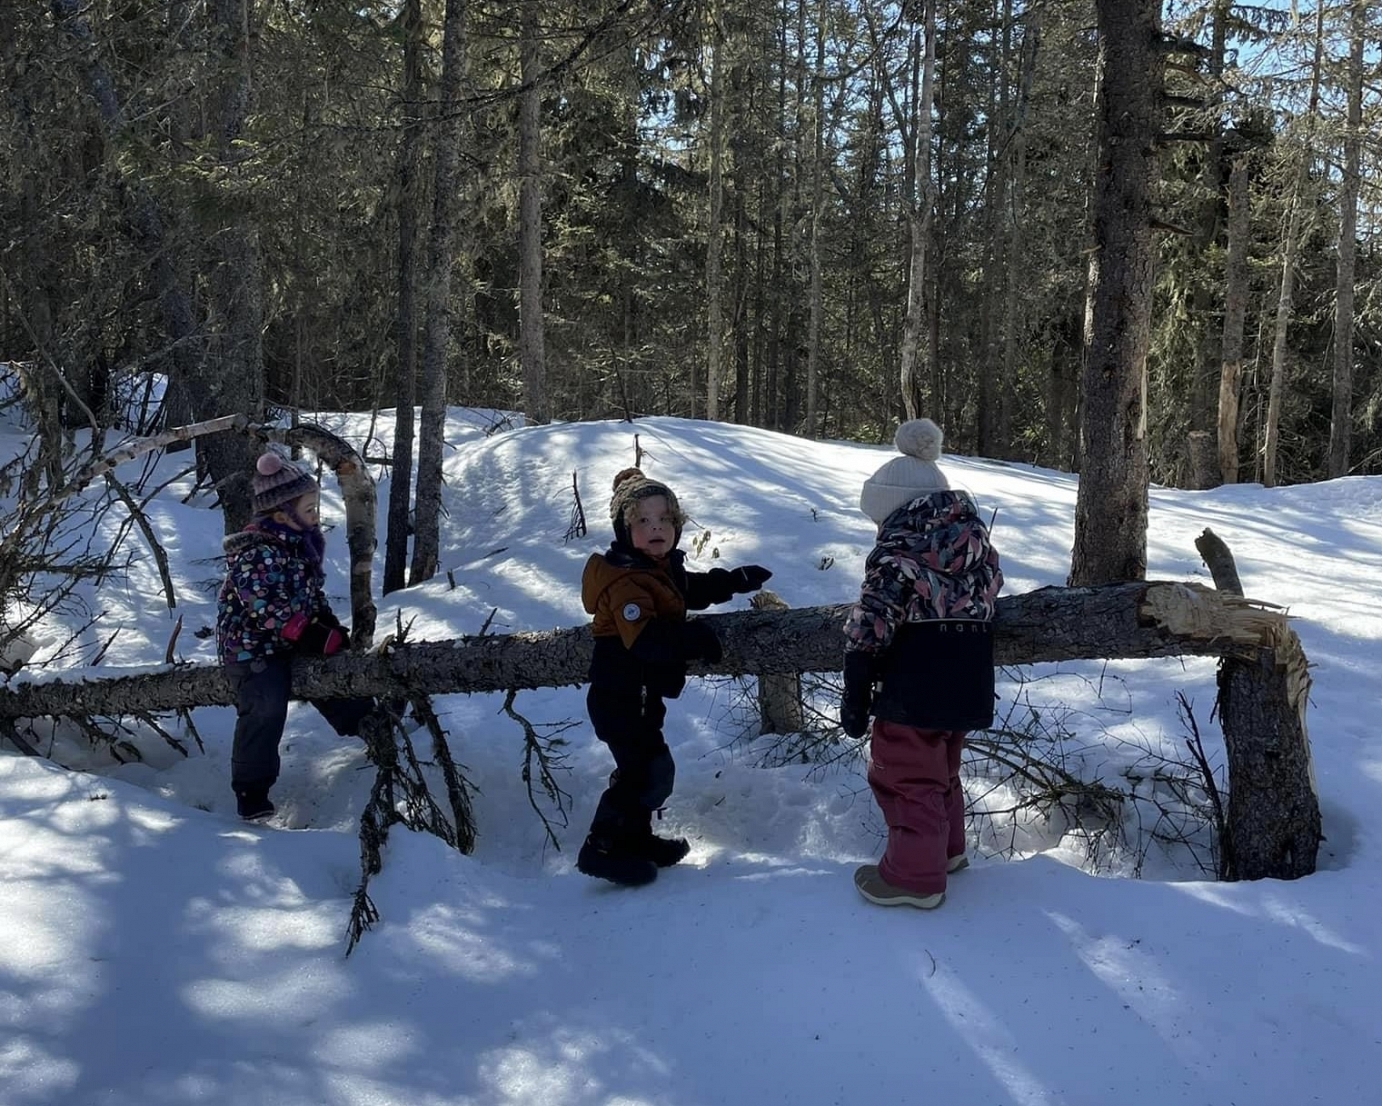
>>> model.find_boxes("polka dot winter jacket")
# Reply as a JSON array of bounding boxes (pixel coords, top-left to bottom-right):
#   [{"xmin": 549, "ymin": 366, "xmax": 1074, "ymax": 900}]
[{"xmin": 215, "ymin": 520, "xmax": 336, "ymax": 664}]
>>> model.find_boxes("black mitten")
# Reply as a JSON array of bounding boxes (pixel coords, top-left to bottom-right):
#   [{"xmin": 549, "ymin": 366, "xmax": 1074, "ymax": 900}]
[
  {"xmin": 840, "ymin": 650, "xmax": 876, "ymax": 738},
  {"xmin": 732, "ymin": 565, "xmax": 773, "ymax": 593},
  {"xmin": 683, "ymin": 620, "xmax": 723, "ymax": 664}
]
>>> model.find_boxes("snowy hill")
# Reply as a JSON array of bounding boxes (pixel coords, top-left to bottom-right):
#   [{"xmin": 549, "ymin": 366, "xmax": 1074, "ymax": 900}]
[{"xmin": 2, "ymin": 410, "xmax": 1380, "ymax": 1106}]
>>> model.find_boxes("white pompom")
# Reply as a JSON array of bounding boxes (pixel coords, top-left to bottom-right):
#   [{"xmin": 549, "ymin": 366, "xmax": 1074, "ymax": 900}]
[
  {"xmin": 256, "ymin": 449, "xmax": 285, "ymax": 476},
  {"xmin": 894, "ymin": 418, "xmax": 943, "ymax": 460}
]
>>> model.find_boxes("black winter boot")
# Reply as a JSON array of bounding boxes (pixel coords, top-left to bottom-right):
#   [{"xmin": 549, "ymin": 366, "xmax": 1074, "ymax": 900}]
[
  {"xmin": 633, "ymin": 832, "xmax": 691, "ymax": 868},
  {"xmin": 576, "ymin": 833, "xmax": 658, "ymax": 886},
  {"xmin": 234, "ymin": 784, "xmax": 275, "ymax": 822}
]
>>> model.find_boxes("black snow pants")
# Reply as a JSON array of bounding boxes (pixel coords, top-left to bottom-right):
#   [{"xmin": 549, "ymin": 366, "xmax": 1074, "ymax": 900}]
[
  {"xmin": 585, "ymin": 685, "xmax": 676, "ymax": 843},
  {"xmin": 225, "ymin": 654, "xmax": 375, "ymax": 793}
]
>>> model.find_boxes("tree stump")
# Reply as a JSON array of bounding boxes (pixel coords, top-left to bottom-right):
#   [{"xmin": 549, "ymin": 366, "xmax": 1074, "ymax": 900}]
[
  {"xmin": 1196, "ymin": 527, "xmax": 1321, "ymax": 879},
  {"xmin": 748, "ymin": 591, "xmax": 804, "ymax": 735},
  {"xmin": 1186, "ymin": 430, "xmax": 1219, "ymax": 490}
]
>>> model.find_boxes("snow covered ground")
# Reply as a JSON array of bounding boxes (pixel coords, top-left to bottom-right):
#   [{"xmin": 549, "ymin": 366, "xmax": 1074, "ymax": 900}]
[{"xmin": 2, "ymin": 406, "xmax": 1379, "ymax": 1106}]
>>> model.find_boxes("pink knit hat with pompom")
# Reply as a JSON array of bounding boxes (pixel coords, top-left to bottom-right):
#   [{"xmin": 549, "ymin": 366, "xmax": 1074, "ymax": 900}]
[{"xmin": 251, "ymin": 443, "xmax": 318, "ymax": 516}]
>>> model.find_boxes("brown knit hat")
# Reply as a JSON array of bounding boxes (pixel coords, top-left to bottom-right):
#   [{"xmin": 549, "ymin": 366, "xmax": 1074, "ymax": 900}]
[
  {"xmin": 609, "ymin": 467, "xmax": 684, "ymax": 546},
  {"xmin": 252, "ymin": 444, "xmax": 319, "ymax": 516}
]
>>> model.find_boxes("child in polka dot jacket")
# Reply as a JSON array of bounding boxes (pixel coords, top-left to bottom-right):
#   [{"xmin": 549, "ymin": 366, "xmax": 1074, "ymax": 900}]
[{"xmin": 215, "ymin": 445, "xmax": 374, "ymax": 821}]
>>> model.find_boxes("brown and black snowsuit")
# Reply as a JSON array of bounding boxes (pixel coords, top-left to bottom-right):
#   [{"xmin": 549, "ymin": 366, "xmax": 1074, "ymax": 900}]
[{"xmin": 581, "ymin": 542, "xmax": 741, "ymax": 841}]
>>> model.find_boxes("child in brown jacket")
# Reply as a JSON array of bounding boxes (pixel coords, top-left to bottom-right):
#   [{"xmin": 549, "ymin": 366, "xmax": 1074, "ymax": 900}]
[{"xmin": 577, "ymin": 468, "xmax": 771, "ymax": 886}]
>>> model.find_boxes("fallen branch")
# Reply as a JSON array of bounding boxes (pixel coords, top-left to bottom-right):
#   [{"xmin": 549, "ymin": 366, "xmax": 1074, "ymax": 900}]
[{"xmin": 0, "ymin": 581, "xmax": 1303, "ymax": 720}]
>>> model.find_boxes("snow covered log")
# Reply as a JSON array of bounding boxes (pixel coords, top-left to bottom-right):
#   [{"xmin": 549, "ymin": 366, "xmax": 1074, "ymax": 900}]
[
  {"xmin": 0, "ymin": 580, "xmax": 1298, "ymax": 717},
  {"xmin": 0, "ymin": 577, "xmax": 1320, "ymax": 880}
]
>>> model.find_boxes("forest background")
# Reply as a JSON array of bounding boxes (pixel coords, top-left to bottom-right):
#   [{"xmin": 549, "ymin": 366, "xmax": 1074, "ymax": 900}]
[{"xmin": 3, "ymin": 0, "xmax": 1378, "ymax": 554}]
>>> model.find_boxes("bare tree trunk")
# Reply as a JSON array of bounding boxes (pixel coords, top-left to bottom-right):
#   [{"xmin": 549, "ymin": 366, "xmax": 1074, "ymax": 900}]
[
  {"xmin": 733, "ymin": 173, "xmax": 751, "ymax": 424},
  {"xmin": 200, "ymin": 0, "xmax": 266, "ymax": 534},
  {"xmin": 1069, "ymin": 0, "xmax": 1161, "ymax": 586},
  {"xmin": 898, "ymin": 1, "xmax": 936, "ymax": 422},
  {"xmin": 803, "ymin": 0, "xmax": 826, "ymax": 438},
  {"xmin": 705, "ymin": 19, "xmax": 726, "ymax": 422},
  {"xmin": 50, "ymin": 1, "xmax": 204, "ymax": 486},
  {"xmin": 1189, "ymin": 0, "xmax": 1230, "ymax": 473},
  {"xmin": 518, "ymin": 0, "xmax": 549, "ymax": 425},
  {"xmin": 384, "ymin": 0, "xmax": 425, "ymax": 595},
  {"xmin": 976, "ymin": 0, "xmax": 1004, "ymax": 455},
  {"xmin": 1327, "ymin": 1, "xmax": 1365, "ymax": 479},
  {"xmin": 283, "ymin": 424, "xmax": 378, "ymax": 647},
  {"xmin": 1218, "ymin": 153, "xmax": 1250, "ymax": 485},
  {"xmin": 998, "ymin": 6, "xmax": 1039, "ymax": 459},
  {"xmin": 1047, "ymin": 313, "xmax": 1081, "ymax": 471},
  {"xmin": 1264, "ymin": 3, "xmax": 1323, "ymax": 489},
  {"xmin": 410, "ymin": 0, "xmax": 468, "ymax": 586}
]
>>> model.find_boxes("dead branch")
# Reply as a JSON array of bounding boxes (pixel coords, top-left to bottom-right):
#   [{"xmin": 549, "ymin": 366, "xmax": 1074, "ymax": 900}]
[{"xmin": 503, "ymin": 689, "xmax": 573, "ymax": 851}]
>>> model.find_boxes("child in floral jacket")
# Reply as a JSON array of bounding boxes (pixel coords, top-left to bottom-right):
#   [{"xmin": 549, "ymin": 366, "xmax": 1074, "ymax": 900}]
[
  {"xmin": 215, "ymin": 445, "xmax": 373, "ymax": 820},
  {"xmin": 841, "ymin": 419, "xmax": 1003, "ymax": 909}
]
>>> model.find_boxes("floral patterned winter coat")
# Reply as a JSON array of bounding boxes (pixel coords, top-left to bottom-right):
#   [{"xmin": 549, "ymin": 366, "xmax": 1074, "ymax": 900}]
[
  {"xmin": 843, "ymin": 490, "xmax": 1004, "ymax": 732},
  {"xmin": 215, "ymin": 520, "xmax": 336, "ymax": 664}
]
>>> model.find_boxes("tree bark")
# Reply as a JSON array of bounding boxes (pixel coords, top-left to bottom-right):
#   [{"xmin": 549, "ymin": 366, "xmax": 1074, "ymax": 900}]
[
  {"xmin": 898, "ymin": 2, "xmax": 936, "ymax": 422},
  {"xmin": 200, "ymin": 0, "xmax": 266, "ymax": 534},
  {"xmin": 281, "ymin": 424, "xmax": 378, "ymax": 647},
  {"xmin": 1068, "ymin": 0, "xmax": 1161, "ymax": 585},
  {"xmin": 0, "ymin": 580, "xmax": 1298, "ymax": 716},
  {"xmin": 1327, "ymin": 1, "xmax": 1365, "ymax": 479},
  {"xmin": 1195, "ymin": 527, "xmax": 1320, "ymax": 880},
  {"xmin": 1217, "ymin": 153, "xmax": 1250, "ymax": 484},
  {"xmin": 518, "ymin": 0, "xmax": 549, "ymax": 425},
  {"xmin": 1264, "ymin": 3, "xmax": 1323, "ymax": 489},
  {"xmin": 1189, "ymin": 0, "xmax": 1230, "ymax": 467},
  {"xmin": 705, "ymin": 18, "xmax": 726, "ymax": 423},
  {"xmin": 384, "ymin": 0, "xmax": 425, "ymax": 595},
  {"xmin": 750, "ymin": 590, "xmax": 804, "ymax": 734},
  {"xmin": 803, "ymin": 0, "xmax": 826, "ymax": 438},
  {"xmin": 410, "ymin": 0, "xmax": 468, "ymax": 585}
]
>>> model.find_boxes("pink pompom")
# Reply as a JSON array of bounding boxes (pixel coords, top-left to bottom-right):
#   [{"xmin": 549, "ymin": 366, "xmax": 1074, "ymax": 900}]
[{"xmin": 256, "ymin": 450, "xmax": 284, "ymax": 476}]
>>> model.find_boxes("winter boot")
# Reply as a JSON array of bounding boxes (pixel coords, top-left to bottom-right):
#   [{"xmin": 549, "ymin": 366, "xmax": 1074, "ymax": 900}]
[
  {"xmin": 576, "ymin": 833, "xmax": 658, "ymax": 887},
  {"xmin": 853, "ymin": 864, "xmax": 944, "ymax": 909},
  {"xmin": 633, "ymin": 831, "xmax": 691, "ymax": 868},
  {"xmin": 234, "ymin": 785, "xmax": 276, "ymax": 823}
]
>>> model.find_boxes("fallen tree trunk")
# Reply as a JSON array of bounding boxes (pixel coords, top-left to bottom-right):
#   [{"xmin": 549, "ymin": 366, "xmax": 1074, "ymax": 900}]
[{"xmin": 0, "ymin": 580, "xmax": 1293, "ymax": 718}]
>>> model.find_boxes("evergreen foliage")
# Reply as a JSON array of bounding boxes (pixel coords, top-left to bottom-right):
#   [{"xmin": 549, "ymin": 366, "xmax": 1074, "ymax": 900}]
[{"xmin": 2, "ymin": 0, "xmax": 1379, "ymax": 487}]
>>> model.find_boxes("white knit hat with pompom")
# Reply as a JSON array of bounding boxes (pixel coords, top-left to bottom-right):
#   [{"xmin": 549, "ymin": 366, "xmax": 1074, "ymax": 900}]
[{"xmin": 858, "ymin": 418, "xmax": 950, "ymax": 524}]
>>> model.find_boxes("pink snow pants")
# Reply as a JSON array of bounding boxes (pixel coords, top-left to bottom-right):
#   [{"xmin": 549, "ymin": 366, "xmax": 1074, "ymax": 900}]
[{"xmin": 868, "ymin": 720, "xmax": 967, "ymax": 895}]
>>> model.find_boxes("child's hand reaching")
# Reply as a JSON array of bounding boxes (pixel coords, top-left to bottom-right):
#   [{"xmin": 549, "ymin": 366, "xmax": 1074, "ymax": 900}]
[{"xmin": 732, "ymin": 565, "xmax": 772, "ymax": 593}]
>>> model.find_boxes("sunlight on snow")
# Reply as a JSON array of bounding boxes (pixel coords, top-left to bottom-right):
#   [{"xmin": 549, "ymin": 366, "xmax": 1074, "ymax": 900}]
[
  {"xmin": 918, "ymin": 960, "xmax": 1057, "ymax": 1106},
  {"xmin": 400, "ymin": 902, "xmax": 547, "ymax": 983},
  {"xmin": 1046, "ymin": 910, "xmax": 1211, "ymax": 1072}
]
